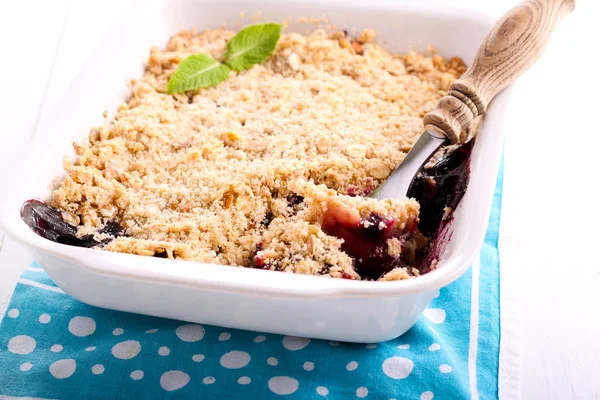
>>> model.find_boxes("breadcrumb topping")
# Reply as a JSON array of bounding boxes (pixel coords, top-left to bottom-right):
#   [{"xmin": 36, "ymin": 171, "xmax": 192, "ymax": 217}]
[{"xmin": 51, "ymin": 27, "xmax": 466, "ymax": 280}]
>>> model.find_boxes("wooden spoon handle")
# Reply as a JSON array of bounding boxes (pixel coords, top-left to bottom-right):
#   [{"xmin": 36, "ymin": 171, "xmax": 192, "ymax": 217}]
[{"xmin": 423, "ymin": 0, "xmax": 575, "ymax": 143}]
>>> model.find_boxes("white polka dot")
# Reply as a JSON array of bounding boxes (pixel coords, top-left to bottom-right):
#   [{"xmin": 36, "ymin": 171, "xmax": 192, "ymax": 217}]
[
  {"xmin": 160, "ymin": 370, "xmax": 190, "ymax": 391},
  {"xmin": 85, "ymin": 346, "xmax": 96, "ymax": 352},
  {"xmin": 112, "ymin": 328, "xmax": 124, "ymax": 336},
  {"xmin": 145, "ymin": 329, "xmax": 158, "ymax": 334},
  {"xmin": 346, "ymin": 361, "xmax": 358, "ymax": 371},
  {"xmin": 238, "ymin": 376, "xmax": 251, "ymax": 384},
  {"xmin": 158, "ymin": 346, "xmax": 170, "ymax": 356},
  {"xmin": 92, "ymin": 364, "xmax": 105, "ymax": 375},
  {"xmin": 317, "ymin": 386, "xmax": 329, "ymax": 396},
  {"xmin": 303, "ymin": 361, "xmax": 314, "ymax": 371},
  {"xmin": 423, "ymin": 308, "xmax": 446, "ymax": 324},
  {"xmin": 8, "ymin": 335, "xmax": 36, "ymax": 355},
  {"xmin": 254, "ymin": 335, "xmax": 266, "ymax": 343},
  {"xmin": 175, "ymin": 324, "xmax": 204, "ymax": 342},
  {"xmin": 20, "ymin": 362, "xmax": 33, "ymax": 372},
  {"xmin": 329, "ymin": 341, "xmax": 340, "ymax": 346},
  {"xmin": 382, "ymin": 357, "xmax": 414, "ymax": 379},
  {"xmin": 218, "ymin": 332, "xmax": 231, "ymax": 341},
  {"xmin": 421, "ymin": 391, "xmax": 434, "ymax": 400},
  {"xmin": 130, "ymin": 370, "xmax": 144, "ymax": 380},
  {"xmin": 356, "ymin": 386, "xmax": 368, "ymax": 398},
  {"xmin": 111, "ymin": 340, "xmax": 141, "ymax": 360},
  {"xmin": 203, "ymin": 376, "xmax": 216, "ymax": 384},
  {"xmin": 50, "ymin": 344, "xmax": 63, "ymax": 353},
  {"xmin": 397, "ymin": 344, "xmax": 410, "ymax": 350},
  {"xmin": 192, "ymin": 354, "xmax": 205, "ymax": 362},
  {"xmin": 429, "ymin": 343, "xmax": 441, "ymax": 351},
  {"xmin": 68, "ymin": 316, "xmax": 96, "ymax": 337},
  {"xmin": 49, "ymin": 359, "xmax": 76, "ymax": 379},
  {"xmin": 220, "ymin": 350, "xmax": 250, "ymax": 369},
  {"xmin": 365, "ymin": 344, "xmax": 377, "ymax": 349},
  {"xmin": 268, "ymin": 376, "xmax": 299, "ymax": 395},
  {"xmin": 439, "ymin": 364, "xmax": 452, "ymax": 373},
  {"xmin": 267, "ymin": 357, "xmax": 279, "ymax": 366},
  {"xmin": 282, "ymin": 336, "xmax": 310, "ymax": 351},
  {"xmin": 39, "ymin": 314, "xmax": 51, "ymax": 324},
  {"xmin": 7, "ymin": 309, "xmax": 19, "ymax": 318}
]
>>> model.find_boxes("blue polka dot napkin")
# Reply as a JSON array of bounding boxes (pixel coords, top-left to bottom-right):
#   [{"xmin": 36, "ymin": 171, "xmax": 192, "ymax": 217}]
[{"xmin": 0, "ymin": 165, "xmax": 503, "ymax": 399}]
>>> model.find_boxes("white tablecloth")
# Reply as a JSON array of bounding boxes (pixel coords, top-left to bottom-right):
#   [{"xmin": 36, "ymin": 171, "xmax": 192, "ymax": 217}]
[{"xmin": 1, "ymin": 1, "xmax": 598, "ymax": 398}]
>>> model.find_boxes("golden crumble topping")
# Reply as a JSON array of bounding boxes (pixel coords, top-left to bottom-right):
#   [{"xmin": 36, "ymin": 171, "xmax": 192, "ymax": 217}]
[{"xmin": 51, "ymin": 26, "xmax": 466, "ymax": 281}]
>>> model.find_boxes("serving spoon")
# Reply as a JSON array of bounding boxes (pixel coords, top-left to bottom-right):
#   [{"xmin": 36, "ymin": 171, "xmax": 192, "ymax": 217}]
[{"xmin": 370, "ymin": 0, "xmax": 575, "ymax": 200}]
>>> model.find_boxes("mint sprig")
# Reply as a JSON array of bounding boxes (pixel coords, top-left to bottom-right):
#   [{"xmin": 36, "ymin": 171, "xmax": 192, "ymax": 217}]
[
  {"xmin": 166, "ymin": 54, "xmax": 230, "ymax": 94},
  {"xmin": 166, "ymin": 23, "xmax": 282, "ymax": 94},
  {"xmin": 224, "ymin": 23, "xmax": 282, "ymax": 71}
]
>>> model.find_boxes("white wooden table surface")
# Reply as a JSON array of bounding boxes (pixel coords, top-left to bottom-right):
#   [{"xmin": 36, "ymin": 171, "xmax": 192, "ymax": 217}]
[{"xmin": 0, "ymin": 1, "xmax": 599, "ymax": 398}]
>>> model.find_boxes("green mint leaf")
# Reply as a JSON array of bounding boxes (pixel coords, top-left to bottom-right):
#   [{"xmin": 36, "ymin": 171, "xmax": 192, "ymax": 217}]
[
  {"xmin": 224, "ymin": 23, "xmax": 282, "ymax": 71},
  {"xmin": 166, "ymin": 53, "xmax": 230, "ymax": 94}
]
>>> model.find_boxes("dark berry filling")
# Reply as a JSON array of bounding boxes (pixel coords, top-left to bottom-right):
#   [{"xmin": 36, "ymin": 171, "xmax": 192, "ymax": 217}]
[
  {"xmin": 20, "ymin": 199, "xmax": 124, "ymax": 248},
  {"xmin": 253, "ymin": 253, "xmax": 273, "ymax": 270},
  {"xmin": 286, "ymin": 193, "xmax": 304, "ymax": 207},
  {"xmin": 253, "ymin": 241, "xmax": 272, "ymax": 269},
  {"xmin": 322, "ymin": 212, "xmax": 408, "ymax": 280},
  {"xmin": 322, "ymin": 139, "xmax": 474, "ymax": 279},
  {"xmin": 286, "ymin": 193, "xmax": 305, "ymax": 216},
  {"xmin": 408, "ymin": 139, "xmax": 473, "ymax": 237},
  {"xmin": 408, "ymin": 139, "xmax": 474, "ymax": 273}
]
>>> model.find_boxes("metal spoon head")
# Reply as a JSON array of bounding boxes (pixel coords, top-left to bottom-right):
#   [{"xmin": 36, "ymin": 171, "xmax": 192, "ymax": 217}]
[{"xmin": 369, "ymin": 129, "xmax": 448, "ymax": 200}]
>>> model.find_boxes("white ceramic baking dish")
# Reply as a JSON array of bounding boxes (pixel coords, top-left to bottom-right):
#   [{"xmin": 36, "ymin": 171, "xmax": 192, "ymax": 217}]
[{"xmin": 0, "ymin": 0, "xmax": 508, "ymax": 343}]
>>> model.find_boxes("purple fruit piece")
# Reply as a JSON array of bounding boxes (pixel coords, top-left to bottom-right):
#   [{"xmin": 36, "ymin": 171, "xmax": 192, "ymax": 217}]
[
  {"xmin": 286, "ymin": 193, "xmax": 304, "ymax": 207},
  {"xmin": 253, "ymin": 252, "xmax": 273, "ymax": 270},
  {"xmin": 285, "ymin": 193, "xmax": 305, "ymax": 216}
]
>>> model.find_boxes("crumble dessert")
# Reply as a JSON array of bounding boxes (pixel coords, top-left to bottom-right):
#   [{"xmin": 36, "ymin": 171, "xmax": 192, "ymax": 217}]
[{"xmin": 27, "ymin": 26, "xmax": 471, "ymax": 281}]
